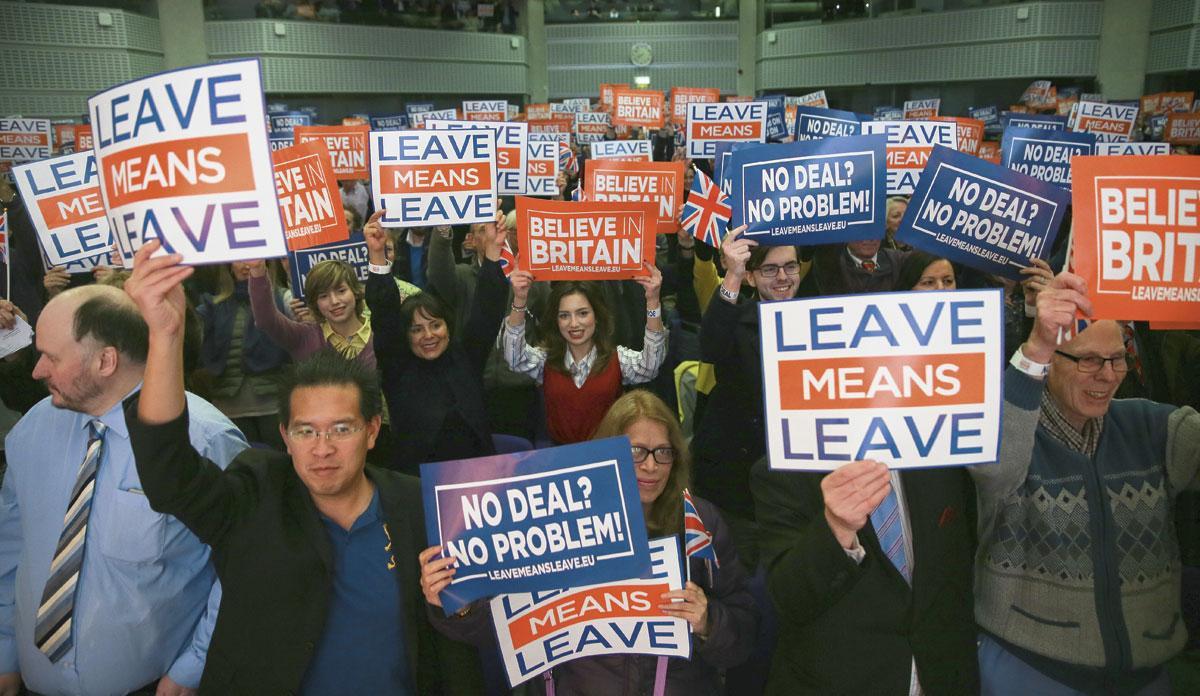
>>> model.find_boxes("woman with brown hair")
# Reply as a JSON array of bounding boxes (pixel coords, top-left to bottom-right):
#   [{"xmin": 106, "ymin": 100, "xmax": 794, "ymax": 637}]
[
  {"xmin": 503, "ymin": 268, "xmax": 668, "ymax": 444},
  {"xmin": 420, "ymin": 390, "xmax": 758, "ymax": 695}
]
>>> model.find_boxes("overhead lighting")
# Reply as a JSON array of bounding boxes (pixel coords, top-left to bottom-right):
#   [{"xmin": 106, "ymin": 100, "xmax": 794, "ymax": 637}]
[
  {"xmin": 634, "ymin": 75, "xmax": 651, "ymax": 86},
  {"xmin": 715, "ymin": 6, "xmax": 721, "ymax": 17}
]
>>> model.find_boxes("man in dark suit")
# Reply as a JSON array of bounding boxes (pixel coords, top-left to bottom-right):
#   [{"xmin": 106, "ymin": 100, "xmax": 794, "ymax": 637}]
[
  {"xmin": 752, "ymin": 457, "xmax": 979, "ymax": 695},
  {"xmin": 121, "ymin": 240, "xmax": 476, "ymax": 694}
]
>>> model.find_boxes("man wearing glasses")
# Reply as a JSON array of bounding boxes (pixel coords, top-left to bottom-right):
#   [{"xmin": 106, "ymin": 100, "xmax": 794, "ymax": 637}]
[
  {"xmin": 119, "ymin": 242, "xmax": 471, "ymax": 694},
  {"xmin": 972, "ymin": 271, "xmax": 1200, "ymax": 695}
]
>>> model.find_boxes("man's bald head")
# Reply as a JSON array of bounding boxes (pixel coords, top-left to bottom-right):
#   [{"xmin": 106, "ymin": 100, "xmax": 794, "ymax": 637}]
[{"xmin": 47, "ymin": 284, "xmax": 149, "ymax": 364}]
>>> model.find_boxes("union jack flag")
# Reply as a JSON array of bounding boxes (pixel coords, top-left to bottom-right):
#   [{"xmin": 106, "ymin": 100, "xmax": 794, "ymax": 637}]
[
  {"xmin": 569, "ymin": 185, "xmax": 584, "ymax": 202},
  {"xmin": 681, "ymin": 168, "xmax": 730, "ymax": 249},
  {"xmin": 683, "ymin": 488, "xmax": 719, "ymax": 568},
  {"xmin": 498, "ymin": 240, "xmax": 517, "ymax": 278},
  {"xmin": 558, "ymin": 142, "xmax": 579, "ymax": 176}
]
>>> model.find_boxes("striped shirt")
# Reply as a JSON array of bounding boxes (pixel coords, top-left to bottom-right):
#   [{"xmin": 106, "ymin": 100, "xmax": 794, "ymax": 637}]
[{"xmin": 501, "ymin": 322, "xmax": 667, "ymax": 388}]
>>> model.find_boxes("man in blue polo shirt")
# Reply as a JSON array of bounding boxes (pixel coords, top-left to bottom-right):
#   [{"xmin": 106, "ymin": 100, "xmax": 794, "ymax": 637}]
[{"xmin": 119, "ymin": 240, "xmax": 470, "ymax": 693}]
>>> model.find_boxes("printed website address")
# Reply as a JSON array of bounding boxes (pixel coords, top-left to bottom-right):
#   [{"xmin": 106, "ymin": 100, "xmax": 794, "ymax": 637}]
[
  {"xmin": 487, "ymin": 555, "xmax": 597, "ymax": 580},
  {"xmin": 551, "ymin": 265, "xmax": 621, "ymax": 273}
]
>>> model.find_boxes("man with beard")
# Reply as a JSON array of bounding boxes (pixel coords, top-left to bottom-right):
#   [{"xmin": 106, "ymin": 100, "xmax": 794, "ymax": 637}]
[{"xmin": 0, "ymin": 285, "xmax": 245, "ymax": 696}]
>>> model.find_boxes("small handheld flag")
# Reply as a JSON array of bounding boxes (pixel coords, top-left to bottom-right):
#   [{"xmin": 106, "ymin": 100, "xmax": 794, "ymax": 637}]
[
  {"xmin": 559, "ymin": 142, "xmax": 579, "ymax": 177},
  {"xmin": 683, "ymin": 488, "xmax": 719, "ymax": 568},
  {"xmin": 498, "ymin": 240, "xmax": 517, "ymax": 278},
  {"xmin": 680, "ymin": 167, "xmax": 730, "ymax": 249}
]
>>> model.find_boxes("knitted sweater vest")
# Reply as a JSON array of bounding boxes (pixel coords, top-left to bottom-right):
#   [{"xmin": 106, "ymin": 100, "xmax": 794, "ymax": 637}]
[
  {"xmin": 543, "ymin": 357, "xmax": 622, "ymax": 444},
  {"xmin": 977, "ymin": 398, "xmax": 1185, "ymax": 672}
]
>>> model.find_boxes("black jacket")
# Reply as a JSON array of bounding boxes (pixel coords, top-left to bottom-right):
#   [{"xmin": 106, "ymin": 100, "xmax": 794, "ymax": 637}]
[
  {"xmin": 752, "ymin": 459, "xmax": 979, "ymax": 695},
  {"xmin": 367, "ymin": 259, "xmax": 504, "ymax": 474},
  {"xmin": 125, "ymin": 400, "xmax": 470, "ymax": 694},
  {"xmin": 690, "ymin": 291, "xmax": 766, "ymax": 519}
]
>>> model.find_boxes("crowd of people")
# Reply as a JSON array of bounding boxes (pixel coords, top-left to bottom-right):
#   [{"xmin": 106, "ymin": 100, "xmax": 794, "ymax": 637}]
[{"xmin": 0, "ymin": 108, "xmax": 1198, "ymax": 696}]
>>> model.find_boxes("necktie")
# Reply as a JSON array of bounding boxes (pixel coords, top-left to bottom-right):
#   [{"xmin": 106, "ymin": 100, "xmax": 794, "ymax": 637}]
[
  {"xmin": 34, "ymin": 420, "xmax": 107, "ymax": 663},
  {"xmin": 870, "ymin": 487, "xmax": 911, "ymax": 583},
  {"xmin": 861, "ymin": 260, "xmax": 877, "ymax": 273}
]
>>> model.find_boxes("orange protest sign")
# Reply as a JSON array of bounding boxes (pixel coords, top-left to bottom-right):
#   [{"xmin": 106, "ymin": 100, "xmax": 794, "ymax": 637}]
[
  {"xmin": 600, "ymin": 84, "xmax": 628, "ymax": 113},
  {"xmin": 611, "ymin": 88, "xmax": 665, "ymax": 129},
  {"xmin": 517, "ymin": 197, "xmax": 657, "ymax": 280},
  {"xmin": 933, "ymin": 117, "xmax": 984, "ymax": 156},
  {"xmin": 670, "ymin": 87, "xmax": 720, "ymax": 125},
  {"xmin": 341, "ymin": 117, "xmax": 368, "ymax": 126},
  {"xmin": 1165, "ymin": 112, "xmax": 1200, "ymax": 145},
  {"xmin": 1071, "ymin": 155, "xmax": 1200, "ymax": 322},
  {"xmin": 293, "ymin": 125, "xmax": 369, "ymax": 180},
  {"xmin": 1149, "ymin": 320, "xmax": 1200, "ymax": 330},
  {"xmin": 584, "ymin": 159, "xmax": 685, "ymax": 234},
  {"xmin": 271, "ymin": 140, "xmax": 349, "ymax": 251},
  {"xmin": 528, "ymin": 118, "xmax": 573, "ymax": 137},
  {"xmin": 977, "ymin": 140, "xmax": 1001, "ymax": 164},
  {"xmin": 1141, "ymin": 91, "xmax": 1194, "ymax": 116},
  {"xmin": 73, "ymin": 125, "xmax": 94, "ymax": 151},
  {"xmin": 526, "ymin": 103, "xmax": 552, "ymax": 120}
]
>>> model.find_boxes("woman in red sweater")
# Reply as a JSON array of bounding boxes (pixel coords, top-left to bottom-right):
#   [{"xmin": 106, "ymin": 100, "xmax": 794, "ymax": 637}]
[{"xmin": 503, "ymin": 267, "xmax": 667, "ymax": 443}]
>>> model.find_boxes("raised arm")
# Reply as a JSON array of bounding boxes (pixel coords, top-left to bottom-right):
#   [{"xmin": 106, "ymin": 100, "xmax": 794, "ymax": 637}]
[
  {"xmin": 970, "ymin": 271, "xmax": 1093, "ymax": 504},
  {"xmin": 246, "ymin": 261, "xmax": 309, "ymax": 356},
  {"xmin": 363, "ymin": 211, "xmax": 409, "ymax": 358},
  {"xmin": 753, "ymin": 458, "xmax": 891, "ymax": 626},
  {"xmin": 124, "ymin": 242, "xmax": 256, "ymax": 546},
  {"xmin": 700, "ymin": 229, "xmax": 754, "ymax": 366},
  {"xmin": 500, "ymin": 269, "xmax": 548, "ymax": 383},
  {"xmin": 427, "ymin": 224, "xmax": 464, "ymax": 310}
]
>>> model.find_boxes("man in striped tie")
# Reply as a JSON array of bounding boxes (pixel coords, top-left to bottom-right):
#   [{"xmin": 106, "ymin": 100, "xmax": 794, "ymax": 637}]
[
  {"xmin": 752, "ymin": 453, "xmax": 980, "ymax": 694},
  {"xmin": 0, "ymin": 285, "xmax": 246, "ymax": 696}
]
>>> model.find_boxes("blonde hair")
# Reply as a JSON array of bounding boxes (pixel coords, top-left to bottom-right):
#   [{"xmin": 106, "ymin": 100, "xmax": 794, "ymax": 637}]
[{"xmin": 591, "ymin": 390, "xmax": 691, "ymax": 537}]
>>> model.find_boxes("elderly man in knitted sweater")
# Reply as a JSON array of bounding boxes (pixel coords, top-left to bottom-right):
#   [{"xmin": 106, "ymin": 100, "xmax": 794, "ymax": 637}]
[{"xmin": 972, "ymin": 271, "xmax": 1200, "ymax": 695}]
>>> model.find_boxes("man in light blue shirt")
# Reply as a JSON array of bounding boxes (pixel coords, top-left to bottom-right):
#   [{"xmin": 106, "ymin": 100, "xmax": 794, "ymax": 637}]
[{"xmin": 0, "ymin": 285, "xmax": 246, "ymax": 696}]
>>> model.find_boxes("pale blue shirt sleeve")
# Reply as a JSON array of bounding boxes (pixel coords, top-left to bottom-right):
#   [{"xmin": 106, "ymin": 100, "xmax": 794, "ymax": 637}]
[
  {"xmin": 0, "ymin": 439, "xmax": 20, "ymax": 674},
  {"xmin": 165, "ymin": 400, "xmax": 248, "ymax": 687}
]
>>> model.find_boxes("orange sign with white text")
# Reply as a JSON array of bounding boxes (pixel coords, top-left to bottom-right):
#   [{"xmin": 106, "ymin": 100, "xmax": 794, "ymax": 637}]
[
  {"xmin": 933, "ymin": 117, "xmax": 985, "ymax": 157},
  {"xmin": 1071, "ymin": 155, "xmax": 1200, "ymax": 322},
  {"xmin": 584, "ymin": 159, "xmax": 685, "ymax": 234},
  {"xmin": 1165, "ymin": 113, "xmax": 1200, "ymax": 145},
  {"xmin": 516, "ymin": 197, "xmax": 657, "ymax": 280},
  {"xmin": 271, "ymin": 140, "xmax": 349, "ymax": 251},
  {"xmin": 611, "ymin": 88, "xmax": 665, "ymax": 129},
  {"xmin": 293, "ymin": 125, "xmax": 370, "ymax": 180},
  {"xmin": 670, "ymin": 88, "xmax": 720, "ymax": 125}
]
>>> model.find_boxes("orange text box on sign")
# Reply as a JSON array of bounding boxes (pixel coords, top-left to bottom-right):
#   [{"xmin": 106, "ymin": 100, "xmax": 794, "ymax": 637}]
[
  {"xmin": 101, "ymin": 133, "xmax": 256, "ymax": 208},
  {"xmin": 778, "ymin": 353, "xmax": 987, "ymax": 410}
]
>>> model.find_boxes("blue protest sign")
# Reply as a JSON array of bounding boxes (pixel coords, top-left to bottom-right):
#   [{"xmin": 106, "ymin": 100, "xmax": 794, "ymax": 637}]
[
  {"xmin": 874, "ymin": 106, "xmax": 902, "ymax": 120},
  {"xmin": 762, "ymin": 95, "xmax": 788, "ymax": 141},
  {"xmin": 269, "ymin": 134, "xmax": 294, "ymax": 152},
  {"xmin": 1001, "ymin": 127, "xmax": 1095, "ymax": 190},
  {"xmin": 1002, "ymin": 113, "xmax": 1066, "ymax": 131},
  {"xmin": 269, "ymin": 111, "xmax": 312, "ymax": 135},
  {"xmin": 793, "ymin": 106, "xmax": 867, "ymax": 142},
  {"xmin": 288, "ymin": 231, "xmax": 369, "ymax": 299},
  {"xmin": 370, "ymin": 114, "xmax": 410, "ymax": 131},
  {"xmin": 713, "ymin": 141, "xmax": 761, "ymax": 197},
  {"xmin": 896, "ymin": 145, "xmax": 1069, "ymax": 280},
  {"xmin": 422, "ymin": 437, "xmax": 653, "ymax": 615},
  {"xmin": 729, "ymin": 134, "xmax": 886, "ymax": 245},
  {"xmin": 968, "ymin": 106, "xmax": 999, "ymax": 126},
  {"xmin": 297, "ymin": 106, "xmax": 319, "ymax": 119},
  {"xmin": 406, "ymin": 102, "xmax": 435, "ymax": 116}
]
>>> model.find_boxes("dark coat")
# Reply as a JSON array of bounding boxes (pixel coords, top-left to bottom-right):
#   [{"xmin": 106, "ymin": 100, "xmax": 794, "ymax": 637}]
[
  {"xmin": 367, "ymin": 259, "xmax": 504, "ymax": 474},
  {"xmin": 752, "ymin": 459, "xmax": 979, "ymax": 695},
  {"xmin": 690, "ymin": 291, "xmax": 766, "ymax": 519},
  {"xmin": 124, "ymin": 400, "xmax": 470, "ymax": 695}
]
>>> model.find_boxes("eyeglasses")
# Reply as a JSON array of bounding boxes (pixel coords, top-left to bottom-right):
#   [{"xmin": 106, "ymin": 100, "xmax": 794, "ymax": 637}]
[
  {"xmin": 631, "ymin": 446, "xmax": 676, "ymax": 465},
  {"xmin": 286, "ymin": 424, "xmax": 365, "ymax": 442},
  {"xmin": 754, "ymin": 262, "xmax": 801, "ymax": 278},
  {"xmin": 1053, "ymin": 350, "xmax": 1133, "ymax": 374}
]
